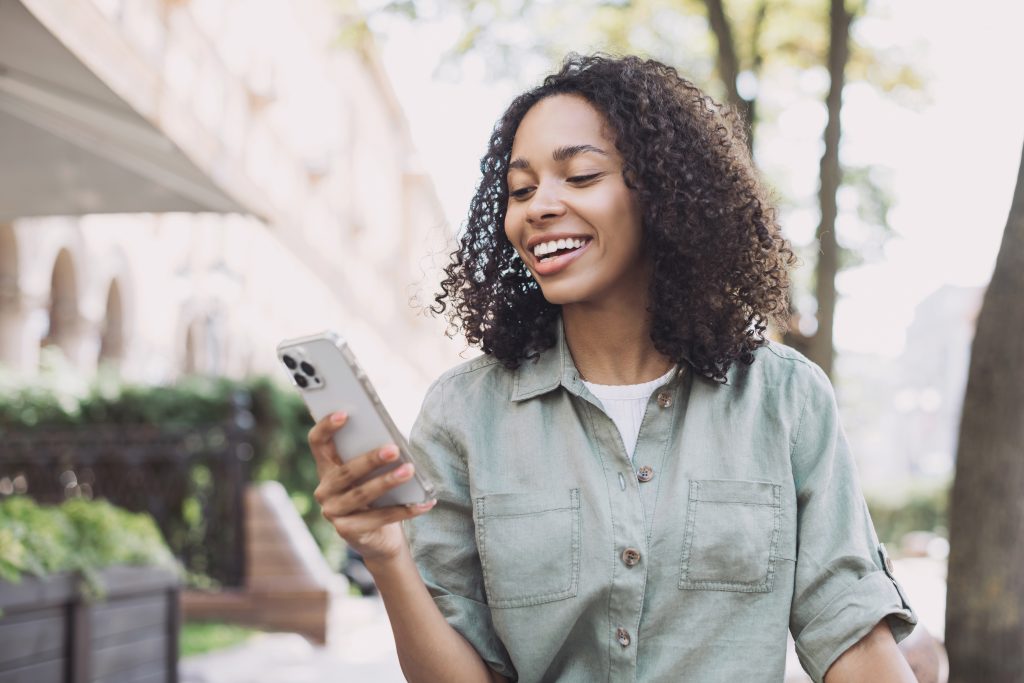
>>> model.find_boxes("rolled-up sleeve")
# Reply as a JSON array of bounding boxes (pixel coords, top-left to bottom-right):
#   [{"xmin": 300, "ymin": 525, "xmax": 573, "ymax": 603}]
[
  {"xmin": 788, "ymin": 363, "xmax": 918, "ymax": 683},
  {"xmin": 403, "ymin": 379, "xmax": 517, "ymax": 680}
]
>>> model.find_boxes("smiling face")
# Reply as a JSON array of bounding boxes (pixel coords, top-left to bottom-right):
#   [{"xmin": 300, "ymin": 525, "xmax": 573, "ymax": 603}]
[{"xmin": 504, "ymin": 94, "xmax": 648, "ymax": 308}]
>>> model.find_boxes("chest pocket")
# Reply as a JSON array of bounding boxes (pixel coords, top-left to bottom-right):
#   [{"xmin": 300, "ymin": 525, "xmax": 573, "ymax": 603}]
[
  {"xmin": 473, "ymin": 488, "xmax": 581, "ymax": 608},
  {"xmin": 679, "ymin": 479, "xmax": 782, "ymax": 593}
]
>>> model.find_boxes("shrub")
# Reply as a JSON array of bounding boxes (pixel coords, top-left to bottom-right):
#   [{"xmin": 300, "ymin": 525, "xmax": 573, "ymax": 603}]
[
  {"xmin": 866, "ymin": 481, "xmax": 950, "ymax": 547},
  {"xmin": 0, "ymin": 373, "xmax": 342, "ymax": 572},
  {"xmin": 0, "ymin": 496, "xmax": 176, "ymax": 597}
]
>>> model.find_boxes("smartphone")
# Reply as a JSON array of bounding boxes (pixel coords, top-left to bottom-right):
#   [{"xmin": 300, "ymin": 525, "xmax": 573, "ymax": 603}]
[{"xmin": 276, "ymin": 331, "xmax": 435, "ymax": 508}]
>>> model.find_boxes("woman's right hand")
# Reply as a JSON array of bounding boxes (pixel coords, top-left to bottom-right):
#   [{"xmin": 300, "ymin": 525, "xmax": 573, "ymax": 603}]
[{"xmin": 309, "ymin": 411, "xmax": 437, "ymax": 566}]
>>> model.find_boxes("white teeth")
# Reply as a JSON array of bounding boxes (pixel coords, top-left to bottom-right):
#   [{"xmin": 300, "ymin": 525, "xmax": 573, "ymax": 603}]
[{"xmin": 532, "ymin": 237, "xmax": 589, "ymax": 258}]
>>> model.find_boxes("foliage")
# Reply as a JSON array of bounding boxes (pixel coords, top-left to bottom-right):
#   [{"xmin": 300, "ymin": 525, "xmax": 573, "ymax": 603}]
[
  {"xmin": 180, "ymin": 622, "xmax": 262, "ymax": 657},
  {"xmin": 0, "ymin": 496, "xmax": 176, "ymax": 597},
  {"xmin": 359, "ymin": 0, "xmax": 927, "ymax": 367},
  {"xmin": 866, "ymin": 481, "xmax": 949, "ymax": 547},
  {"xmin": 247, "ymin": 377, "xmax": 346, "ymax": 568},
  {"xmin": 0, "ymin": 495, "xmax": 74, "ymax": 582},
  {"xmin": 0, "ymin": 372, "xmax": 243, "ymax": 430},
  {"xmin": 0, "ymin": 371, "xmax": 343, "ymax": 571},
  {"xmin": 364, "ymin": 0, "xmax": 925, "ymax": 106}
]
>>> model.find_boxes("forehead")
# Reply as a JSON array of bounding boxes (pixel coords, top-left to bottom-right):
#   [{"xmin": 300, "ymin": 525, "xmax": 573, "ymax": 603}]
[{"xmin": 510, "ymin": 94, "xmax": 615, "ymax": 157}]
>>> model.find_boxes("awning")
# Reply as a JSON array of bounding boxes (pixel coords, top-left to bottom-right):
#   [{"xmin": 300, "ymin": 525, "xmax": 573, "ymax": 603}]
[{"xmin": 0, "ymin": 0, "xmax": 250, "ymax": 220}]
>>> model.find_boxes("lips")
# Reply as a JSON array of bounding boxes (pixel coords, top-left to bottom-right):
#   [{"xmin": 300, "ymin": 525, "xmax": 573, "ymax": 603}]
[{"xmin": 529, "ymin": 238, "xmax": 593, "ymax": 276}]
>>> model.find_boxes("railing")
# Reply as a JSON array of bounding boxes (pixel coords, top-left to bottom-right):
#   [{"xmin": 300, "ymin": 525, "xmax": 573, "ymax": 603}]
[{"xmin": 0, "ymin": 423, "xmax": 253, "ymax": 588}]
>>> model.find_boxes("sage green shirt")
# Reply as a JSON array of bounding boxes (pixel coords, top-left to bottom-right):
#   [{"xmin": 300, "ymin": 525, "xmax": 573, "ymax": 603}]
[{"xmin": 404, "ymin": 317, "xmax": 917, "ymax": 683}]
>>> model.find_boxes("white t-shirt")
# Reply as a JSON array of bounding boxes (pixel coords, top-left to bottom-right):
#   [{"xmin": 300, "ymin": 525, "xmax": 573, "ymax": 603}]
[{"xmin": 582, "ymin": 365, "xmax": 677, "ymax": 461}]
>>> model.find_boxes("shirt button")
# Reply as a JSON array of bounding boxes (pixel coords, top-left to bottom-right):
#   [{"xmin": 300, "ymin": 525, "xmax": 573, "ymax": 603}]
[
  {"xmin": 657, "ymin": 391, "xmax": 673, "ymax": 408},
  {"xmin": 879, "ymin": 542, "xmax": 895, "ymax": 574},
  {"xmin": 621, "ymin": 547, "xmax": 641, "ymax": 567},
  {"xmin": 637, "ymin": 465, "xmax": 654, "ymax": 482},
  {"xmin": 616, "ymin": 627, "xmax": 631, "ymax": 647}
]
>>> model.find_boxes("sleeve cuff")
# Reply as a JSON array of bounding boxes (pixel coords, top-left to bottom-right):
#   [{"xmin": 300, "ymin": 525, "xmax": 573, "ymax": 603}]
[
  {"xmin": 794, "ymin": 569, "xmax": 918, "ymax": 682},
  {"xmin": 434, "ymin": 593, "xmax": 517, "ymax": 680}
]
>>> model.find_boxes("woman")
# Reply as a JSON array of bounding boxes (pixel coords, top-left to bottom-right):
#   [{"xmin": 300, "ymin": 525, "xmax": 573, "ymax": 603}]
[{"xmin": 309, "ymin": 54, "xmax": 918, "ymax": 683}]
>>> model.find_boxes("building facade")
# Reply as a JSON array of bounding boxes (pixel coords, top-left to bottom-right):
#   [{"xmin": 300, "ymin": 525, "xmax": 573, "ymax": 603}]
[{"xmin": 0, "ymin": 0, "xmax": 467, "ymax": 431}]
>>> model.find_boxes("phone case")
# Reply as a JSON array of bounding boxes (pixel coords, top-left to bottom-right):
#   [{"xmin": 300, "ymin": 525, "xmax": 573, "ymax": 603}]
[{"xmin": 276, "ymin": 331, "xmax": 435, "ymax": 508}]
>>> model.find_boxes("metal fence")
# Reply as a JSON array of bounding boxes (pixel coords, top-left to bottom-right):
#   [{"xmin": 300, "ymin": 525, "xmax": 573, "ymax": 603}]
[{"xmin": 0, "ymin": 422, "xmax": 254, "ymax": 588}]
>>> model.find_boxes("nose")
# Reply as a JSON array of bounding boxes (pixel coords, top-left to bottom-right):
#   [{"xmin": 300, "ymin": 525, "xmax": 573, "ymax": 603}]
[{"xmin": 525, "ymin": 180, "xmax": 567, "ymax": 225}]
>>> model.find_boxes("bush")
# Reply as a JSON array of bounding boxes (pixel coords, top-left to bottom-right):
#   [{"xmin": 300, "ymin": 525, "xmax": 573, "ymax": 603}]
[
  {"xmin": 866, "ymin": 481, "xmax": 950, "ymax": 547},
  {"xmin": 0, "ymin": 373, "xmax": 343, "ymax": 571},
  {"xmin": 0, "ymin": 496, "xmax": 176, "ymax": 596}
]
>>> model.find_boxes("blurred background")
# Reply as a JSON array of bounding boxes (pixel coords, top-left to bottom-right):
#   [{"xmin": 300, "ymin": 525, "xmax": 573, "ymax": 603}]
[{"xmin": 0, "ymin": 0, "xmax": 1021, "ymax": 682}]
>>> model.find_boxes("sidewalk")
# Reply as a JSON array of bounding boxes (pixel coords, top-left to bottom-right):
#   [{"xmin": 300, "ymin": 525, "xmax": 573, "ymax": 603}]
[
  {"xmin": 181, "ymin": 558, "xmax": 946, "ymax": 683},
  {"xmin": 180, "ymin": 586, "xmax": 405, "ymax": 683}
]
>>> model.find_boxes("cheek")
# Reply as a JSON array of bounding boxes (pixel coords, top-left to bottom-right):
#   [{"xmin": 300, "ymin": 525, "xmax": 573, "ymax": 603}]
[
  {"xmin": 503, "ymin": 212, "xmax": 525, "ymax": 258},
  {"xmin": 619, "ymin": 190, "xmax": 644, "ymax": 244},
  {"xmin": 627, "ymin": 203, "xmax": 644, "ymax": 247},
  {"xmin": 591, "ymin": 191, "xmax": 643, "ymax": 245},
  {"xmin": 502, "ymin": 208, "xmax": 515, "ymax": 237}
]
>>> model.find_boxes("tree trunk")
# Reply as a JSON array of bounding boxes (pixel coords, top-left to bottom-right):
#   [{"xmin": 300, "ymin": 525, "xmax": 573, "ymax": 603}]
[
  {"xmin": 703, "ymin": 0, "xmax": 849, "ymax": 375},
  {"xmin": 805, "ymin": 0, "xmax": 851, "ymax": 378},
  {"xmin": 702, "ymin": 0, "xmax": 755, "ymax": 151},
  {"xmin": 945, "ymin": 140, "xmax": 1024, "ymax": 682}
]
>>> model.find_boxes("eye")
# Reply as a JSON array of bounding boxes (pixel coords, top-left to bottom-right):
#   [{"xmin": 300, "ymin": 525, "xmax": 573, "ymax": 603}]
[
  {"xmin": 509, "ymin": 186, "xmax": 534, "ymax": 200},
  {"xmin": 567, "ymin": 173, "xmax": 602, "ymax": 184}
]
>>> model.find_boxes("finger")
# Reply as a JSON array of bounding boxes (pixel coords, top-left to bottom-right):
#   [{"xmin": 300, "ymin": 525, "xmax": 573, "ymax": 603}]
[
  {"xmin": 307, "ymin": 412, "xmax": 348, "ymax": 472},
  {"xmin": 318, "ymin": 460, "xmax": 414, "ymax": 515},
  {"xmin": 329, "ymin": 499, "xmax": 438, "ymax": 536},
  {"xmin": 314, "ymin": 443, "xmax": 402, "ymax": 507}
]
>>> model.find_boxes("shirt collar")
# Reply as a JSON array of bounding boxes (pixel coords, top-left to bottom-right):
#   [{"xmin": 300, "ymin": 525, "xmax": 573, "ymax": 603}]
[{"xmin": 511, "ymin": 314, "xmax": 690, "ymax": 402}]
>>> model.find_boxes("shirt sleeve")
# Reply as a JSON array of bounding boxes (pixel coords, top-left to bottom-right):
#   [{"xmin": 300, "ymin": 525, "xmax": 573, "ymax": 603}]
[
  {"xmin": 788, "ymin": 362, "xmax": 918, "ymax": 683},
  {"xmin": 402, "ymin": 378, "xmax": 517, "ymax": 681}
]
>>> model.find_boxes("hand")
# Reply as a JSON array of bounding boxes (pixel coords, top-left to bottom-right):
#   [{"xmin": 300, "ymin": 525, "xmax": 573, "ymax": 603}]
[{"xmin": 309, "ymin": 411, "xmax": 437, "ymax": 565}]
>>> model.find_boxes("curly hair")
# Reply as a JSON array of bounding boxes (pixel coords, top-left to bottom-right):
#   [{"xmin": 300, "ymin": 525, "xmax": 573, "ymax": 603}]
[{"xmin": 432, "ymin": 53, "xmax": 797, "ymax": 383}]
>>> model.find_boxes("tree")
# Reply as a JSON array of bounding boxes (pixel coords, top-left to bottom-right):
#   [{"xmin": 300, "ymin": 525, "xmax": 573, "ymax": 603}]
[
  {"xmin": 802, "ymin": 0, "xmax": 851, "ymax": 377},
  {"xmin": 944, "ymin": 140, "xmax": 1024, "ymax": 682},
  {"xmin": 699, "ymin": 0, "xmax": 874, "ymax": 377},
  {"xmin": 357, "ymin": 0, "xmax": 920, "ymax": 376}
]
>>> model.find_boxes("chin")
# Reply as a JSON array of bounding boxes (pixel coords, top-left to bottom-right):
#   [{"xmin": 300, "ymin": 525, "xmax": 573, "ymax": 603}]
[{"xmin": 537, "ymin": 281, "xmax": 593, "ymax": 306}]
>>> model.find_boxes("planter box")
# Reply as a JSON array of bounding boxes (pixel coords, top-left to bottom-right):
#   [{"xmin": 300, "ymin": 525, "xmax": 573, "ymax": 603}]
[{"xmin": 0, "ymin": 566, "xmax": 180, "ymax": 683}]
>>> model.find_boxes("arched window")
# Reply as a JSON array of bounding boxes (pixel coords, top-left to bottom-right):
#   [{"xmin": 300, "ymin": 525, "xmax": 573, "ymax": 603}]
[
  {"xmin": 183, "ymin": 317, "xmax": 204, "ymax": 375},
  {"xmin": 41, "ymin": 248, "xmax": 78, "ymax": 358},
  {"xmin": 182, "ymin": 312, "xmax": 223, "ymax": 376},
  {"xmin": 98, "ymin": 279, "xmax": 125, "ymax": 370}
]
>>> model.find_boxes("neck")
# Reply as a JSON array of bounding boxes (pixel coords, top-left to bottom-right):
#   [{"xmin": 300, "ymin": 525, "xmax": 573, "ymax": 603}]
[{"xmin": 561, "ymin": 298, "xmax": 674, "ymax": 386}]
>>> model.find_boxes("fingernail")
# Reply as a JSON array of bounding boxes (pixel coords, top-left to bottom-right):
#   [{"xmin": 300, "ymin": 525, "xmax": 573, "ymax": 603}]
[
  {"xmin": 416, "ymin": 499, "xmax": 437, "ymax": 510},
  {"xmin": 380, "ymin": 446, "xmax": 398, "ymax": 462},
  {"xmin": 331, "ymin": 412, "xmax": 347, "ymax": 424},
  {"xmin": 393, "ymin": 463, "xmax": 413, "ymax": 479}
]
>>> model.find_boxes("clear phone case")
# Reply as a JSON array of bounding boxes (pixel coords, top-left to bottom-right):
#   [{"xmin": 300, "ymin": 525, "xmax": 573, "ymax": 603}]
[{"xmin": 276, "ymin": 331, "xmax": 435, "ymax": 508}]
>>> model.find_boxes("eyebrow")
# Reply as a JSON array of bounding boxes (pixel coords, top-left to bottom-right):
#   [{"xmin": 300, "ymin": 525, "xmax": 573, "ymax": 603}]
[{"xmin": 508, "ymin": 144, "xmax": 609, "ymax": 172}]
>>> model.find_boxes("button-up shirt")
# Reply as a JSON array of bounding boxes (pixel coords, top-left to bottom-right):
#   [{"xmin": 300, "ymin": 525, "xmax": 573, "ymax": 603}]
[{"xmin": 404, "ymin": 316, "xmax": 917, "ymax": 683}]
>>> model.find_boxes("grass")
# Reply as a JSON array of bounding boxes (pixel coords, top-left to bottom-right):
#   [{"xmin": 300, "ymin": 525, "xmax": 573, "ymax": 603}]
[{"xmin": 180, "ymin": 622, "xmax": 262, "ymax": 657}]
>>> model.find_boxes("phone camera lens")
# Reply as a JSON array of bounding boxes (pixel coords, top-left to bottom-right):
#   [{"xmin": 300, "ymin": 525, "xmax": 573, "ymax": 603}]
[
  {"xmin": 293, "ymin": 373, "xmax": 308, "ymax": 388},
  {"xmin": 300, "ymin": 361, "xmax": 316, "ymax": 376},
  {"xmin": 282, "ymin": 354, "xmax": 297, "ymax": 369}
]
